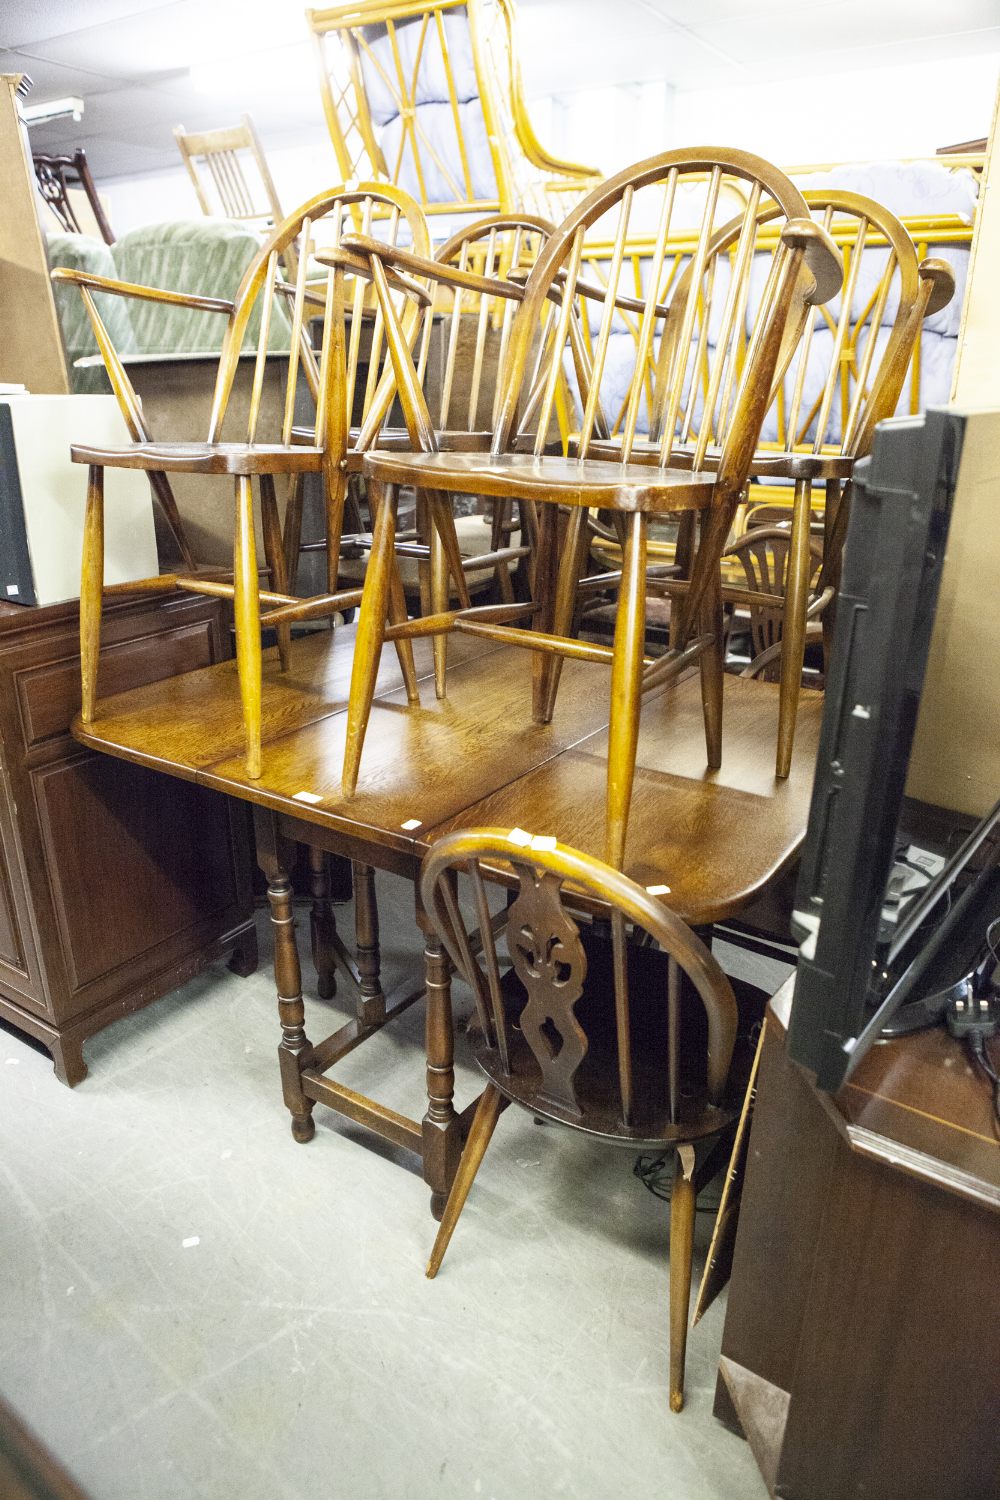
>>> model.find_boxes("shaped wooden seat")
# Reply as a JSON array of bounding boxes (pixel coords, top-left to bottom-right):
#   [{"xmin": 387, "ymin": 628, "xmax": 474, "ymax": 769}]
[
  {"xmin": 69, "ymin": 439, "xmax": 325, "ymax": 475},
  {"xmin": 419, "ymin": 827, "xmax": 753, "ymax": 1411},
  {"xmin": 341, "ymin": 147, "xmax": 843, "ymax": 868}
]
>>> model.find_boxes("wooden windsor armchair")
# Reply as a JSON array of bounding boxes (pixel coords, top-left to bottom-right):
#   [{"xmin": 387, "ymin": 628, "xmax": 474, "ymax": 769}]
[
  {"xmin": 419, "ymin": 827, "xmax": 763, "ymax": 1412},
  {"xmin": 341, "ymin": 148, "xmax": 843, "ymax": 869},
  {"xmin": 585, "ymin": 188, "xmax": 956, "ymax": 775},
  {"xmin": 722, "ymin": 526, "xmax": 825, "ymax": 678},
  {"xmin": 283, "ymin": 211, "xmax": 555, "ymax": 654},
  {"xmin": 53, "ymin": 183, "xmax": 432, "ymax": 781},
  {"xmin": 307, "ymin": 0, "xmax": 598, "ymax": 223},
  {"xmin": 174, "ymin": 115, "xmax": 292, "ymax": 272}
]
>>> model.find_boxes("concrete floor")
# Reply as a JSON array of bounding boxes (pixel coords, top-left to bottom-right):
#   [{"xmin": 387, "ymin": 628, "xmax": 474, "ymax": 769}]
[{"xmin": 0, "ymin": 873, "xmax": 786, "ymax": 1500}]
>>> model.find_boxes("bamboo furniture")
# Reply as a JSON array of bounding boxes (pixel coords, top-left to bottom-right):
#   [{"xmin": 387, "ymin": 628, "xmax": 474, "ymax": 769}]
[
  {"xmin": 71, "ymin": 620, "xmax": 824, "ymax": 1236},
  {"xmin": 419, "ymin": 827, "xmax": 759, "ymax": 1411},
  {"xmin": 342, "ymin": 148, "xmax": 842, "ymax": 868},
  {"xmin": 307, "ymin": 0, "xmax": 598, "ymax": 223},
  {"xmin": 32, "ymin": 148, "xmax": 115, "ymax": 245},
  {"xmin": 53, "ymin": 183, "xmax": 432, "ymax": 781}
]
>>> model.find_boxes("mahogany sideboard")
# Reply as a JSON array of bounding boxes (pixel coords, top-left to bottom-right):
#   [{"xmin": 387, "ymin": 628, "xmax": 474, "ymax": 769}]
[
  {"xmin": 715, "ymin": 980, "xmax": 1000, "ymax": 1499},
  {"xmin": 0, "ymin": 591, "xmax": 256, "ymax": 1085}
]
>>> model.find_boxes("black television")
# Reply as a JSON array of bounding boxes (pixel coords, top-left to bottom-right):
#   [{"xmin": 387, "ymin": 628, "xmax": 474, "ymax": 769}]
[{"xmin": 788, "ymin": 405, "xmax": 1000, "ymax": 1092}]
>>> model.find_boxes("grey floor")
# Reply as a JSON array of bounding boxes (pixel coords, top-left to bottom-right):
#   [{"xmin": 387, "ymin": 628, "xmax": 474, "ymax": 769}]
[{"xmin": 0, "ymin": 873, "xmax": 788, "ymax": 1500}]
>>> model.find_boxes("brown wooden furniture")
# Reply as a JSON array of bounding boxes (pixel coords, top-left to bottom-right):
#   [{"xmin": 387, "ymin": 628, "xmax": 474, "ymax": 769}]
[
  {"xmin": 0, "ymin": 1398, "xmax": 92, "ymax": 1500},
  {"xmin": 715, "ymin": 981, "xmax": 1000, "ymax": 1498},
  {"xmin": 419, "ymin": 828, "xmax": 754, "ymax": 1410},
  {"xmin": 175, "ymin": 116, "xmax": 285, "ymax": 243},
  {"xmin": 0, "ymin": 592, "xmax": 255, "ymax": 1085},
  {"xmin": 722, "ymin": 526, "xmax": 826, "ymax": 678},
  {"xmin": 591, "ymin": 189, "xmax": 954, "ymax": 777},
  {"xmin": 32, "ymin": 147, "xmax": 115, "ymax": 245},
  {"xmin": 52, "ymin": 182, "xmax": 432, "ymax": 780},
  {"xmin": 72, "ymin": 622, "xmax": 822, "ymax": 1216},
  {"xmin": 1, "ymin": 73, "xmax": 71, "ymax": 394},
  {"xmin": 344, "ymin": 148, "xmax": 842, "ymax": 868}
]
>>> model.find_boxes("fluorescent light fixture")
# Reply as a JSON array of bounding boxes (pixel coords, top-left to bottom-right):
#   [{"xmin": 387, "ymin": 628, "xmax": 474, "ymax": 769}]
[{"xmin": 21, "ymin": 96, "xmax": 85, "ymax": 127}]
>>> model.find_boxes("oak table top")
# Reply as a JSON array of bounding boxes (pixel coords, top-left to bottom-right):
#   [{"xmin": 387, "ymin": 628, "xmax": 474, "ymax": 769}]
[{"xmin": 72, "ymin": 623, "xmax": 823, "ymax": 922}]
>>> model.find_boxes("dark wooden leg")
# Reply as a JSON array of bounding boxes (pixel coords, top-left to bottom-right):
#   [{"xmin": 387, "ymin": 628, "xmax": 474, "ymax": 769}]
[
  {"xmin": 699, "ymin": 564, "xmax": 725, "ymax": 772},
  {"xmin": 605, "ymin": 511, "xmax": 648, "ymax": 869},
  {"xmin": 309, "ymin": 845, "xmax": 337, "ymax": 1000},
  {"xmin": 343, "ymin": 480, "xmax": 397, "ymax": 797},
  {"xmin": 669, "ymin": 1143, "xmax": 697, "ymax": 1413},
  {"xmin": 422, "ymin": 930, "xmax": 462, "ymax": 1220},
  {"xmin": 50, "ymin": 1034, "xmax": 88, "ymax": 1088},
  {"xmin": 429, "ymin": 493, "xmax": 449, "ymax": 699},
  {"xmin": 539, "ymin": 503, "xmax": 589, "ymax": 722},
  {"xmin": 353, "ymin": 861, "xmax": 385, "ymax": 1028},
  {"xmin": 387, "ymin": 557, "xmax": 420, "ymax": 705},
  {"xmin": 259, "ymin": 473, "xmax": 291, "ymax": 672},
  {"xmin": 530, "ymin": 501, "xmax": 560, "ymax": 723},
  {"xmin": 283, "ymin": 473, "xmax": 304, "ymax": 595},
  {"xmin": 255, "ymin": 808, "xmax": 314, "ymax": 1143},
  {"xmin": 324, "ymin": 465, "xmax": 349, "ymax": 596},
  {"xmin": 426, "ymin": 1082, "xmax": 506, "ymax": 1278},
  {"xmin": 492, "ymin": 499, "xmax": 516, "ymax": 604},
  {"xmin": 234, "ymin": 474, "xmax": 263, "ymax": 780},
  {"xmin": 775, "ymin": 477, "xmax": 812, "ymax": 779},
  {"xmin": 79, "ymin": 465, "xmax": 104, "ymax": 725},
  {"xmin": 227, "ymin": 923, "xmax": 259, "ymax": 977}
]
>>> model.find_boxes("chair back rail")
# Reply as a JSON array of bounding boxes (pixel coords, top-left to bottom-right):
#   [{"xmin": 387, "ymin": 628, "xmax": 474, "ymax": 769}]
[
  {"xmin": 33, "ymin": 147, "xmax": 115, "ymax": 245},
  {"xmin": 420, "ymin": 828, "xmax": 740, "ymax": 1132}
]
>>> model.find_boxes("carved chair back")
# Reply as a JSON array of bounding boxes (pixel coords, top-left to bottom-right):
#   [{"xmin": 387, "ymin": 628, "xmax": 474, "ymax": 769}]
[
  {"xmin": 723, "ymin": 526, "xmax": 824, "ymax": 661},
  {"xmin": 307, "ymin": 0, "xmax": 597, "ymax": 220},
  {"xmin": 420, "ymin": 828, "xmax": 740, "ymax": 1137},
  {"xmin": 33, "ymin": 148, "xmax": 115, "ymax": 244}
]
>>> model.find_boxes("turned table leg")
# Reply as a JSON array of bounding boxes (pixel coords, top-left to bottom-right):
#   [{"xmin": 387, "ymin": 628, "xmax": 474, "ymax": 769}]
[
  {"xmin": 255, "ymin": 809, "xmax": 315, "ymax": 1143},
  {"xmin": 308, "ymin": 845, "xmax": 338, "ymax": 1000},
  {"xmin": 420, "ymin": 927, "xmax": 463, "ymax": 1221},
  {"xmin": 353, "ymin": 861, "xmax": 386, "ymax": 1028}
]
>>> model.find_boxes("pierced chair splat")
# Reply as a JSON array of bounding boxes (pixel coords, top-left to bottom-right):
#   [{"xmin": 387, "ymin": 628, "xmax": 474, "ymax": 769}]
[
  {"xmin": 342, "ymin": 148, "xmax": 843, "ymax": 868},
  {"xmin": 419, "ymin": 827, "xmax": 747, "ymax": 1412}
]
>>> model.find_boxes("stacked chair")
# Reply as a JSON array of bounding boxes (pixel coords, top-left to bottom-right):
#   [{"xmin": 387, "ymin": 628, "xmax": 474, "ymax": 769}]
[{"xmin": 61, "ymin": 115, "xmax": 964, "ymax": 1413}]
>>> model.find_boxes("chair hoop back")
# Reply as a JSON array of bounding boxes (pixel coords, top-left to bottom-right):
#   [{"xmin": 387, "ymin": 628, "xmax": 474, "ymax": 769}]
[{"xmin": 420, "ymin": 828, "xmax": 739, "ymax": 1133}]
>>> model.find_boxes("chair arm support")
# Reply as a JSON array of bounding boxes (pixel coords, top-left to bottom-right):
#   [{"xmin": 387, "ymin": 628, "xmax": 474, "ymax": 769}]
[{"xmin": 50, "ymin": 267, "xmax": 235, "ymax": 314}]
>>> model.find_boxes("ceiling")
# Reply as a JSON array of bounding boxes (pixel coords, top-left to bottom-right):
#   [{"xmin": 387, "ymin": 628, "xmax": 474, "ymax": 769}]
[{"xmin": 4, "ymin": 0, "xmax": 999, "ymax": 178}]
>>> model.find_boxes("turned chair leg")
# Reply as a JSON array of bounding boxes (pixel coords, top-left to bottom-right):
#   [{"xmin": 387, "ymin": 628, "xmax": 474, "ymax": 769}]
[
  {"xmin": 605, "ymin": 511, "xmax": 648, "ymax": 869},
  {"xmin": 775, "ymin": 478, "xmax": 813, "ymax": 779},
  {"xmin": 283, "ymin": 473, "xmax": 304, "ymax": 595},
  {"xmin": 259, "ymin": 473, "xmax": 291, "ymax": 672},
  {"xmin": 426, "ymin": 1081, "xmax": 506, "ymax": 1279},
  {"xmin": 529, "ymin": 501, "xmax": 560, "ymax": 723},
  {"xmin": 387, "ymin": 556, "xmax": 420, "ymax": 705},
  {"xmin": 79, "ymin": 464, "xmax": 105, "ymax": 724},
  {"xmin": 342, "ymin": 479, "xmax": 398, "ymax": 797},
  {"xmin": 698, "ymin": 568, "xmax": 725, "ymax": 771},
  {"xmin": 538, "ymin": 504, "xmax": 589, "ymax": 723},
  {"xmin": 427, "ymin": 487, "xmax": 471, "ymax": 701},
  {"xmin": 233, "ymin": 474, "xmax": 263, "ymax": 779},
  {"xmin": 668, "ymin": 1143, "xmax": 697, "ymax": 1413}
]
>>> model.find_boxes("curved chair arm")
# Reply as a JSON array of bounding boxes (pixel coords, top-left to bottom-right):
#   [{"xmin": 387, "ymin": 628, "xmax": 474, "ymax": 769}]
[
  {"xmin": 919, "ymin": 256, "xmax": 957, "ymax": 316},
  {"xmin": 780, "ymin": 217, "xmax": 844, "ymax": 306},
  {"xmin": 311, "ymin": 243, "xmax": 435, "ymax": 307},
  {"xmin": 493, "ymin": 0, "xmax": 600, "ymax": 184},
  {"xmin": 420, "ymin": 827, "xmax": 739, "ymax": 1106},
  {"xmin": 50, "ymin": 266, "xmax": 235, "ymax": 315},
  {"xmin": 340, "ymin": 234, "xmax": 525, "ymax": 304},
  {"xmin": 741, "ymin": 619, "xmax": 826, "ymax": 680}
]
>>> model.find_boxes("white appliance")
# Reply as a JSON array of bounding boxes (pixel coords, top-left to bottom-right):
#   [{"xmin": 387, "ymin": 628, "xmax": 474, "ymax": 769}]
[{"xmin": 0, "ymin": 393, "xmax": 159, "ymax": 607}]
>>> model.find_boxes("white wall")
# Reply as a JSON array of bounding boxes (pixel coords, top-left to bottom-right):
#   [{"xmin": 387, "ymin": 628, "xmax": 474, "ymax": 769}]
[{"xmin": 103, "ymin": 52, "xmax": 1000, "ymax": 235}]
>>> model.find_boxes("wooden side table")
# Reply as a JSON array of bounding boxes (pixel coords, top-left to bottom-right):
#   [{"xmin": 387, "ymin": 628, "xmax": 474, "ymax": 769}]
[
  {"xmin": 0, "ymin": 592, "xmax": 256, "ymax": 1084},
  {"xmin": 715, "ymin": 980, "xmax": 1000, "ymax": 1499}
]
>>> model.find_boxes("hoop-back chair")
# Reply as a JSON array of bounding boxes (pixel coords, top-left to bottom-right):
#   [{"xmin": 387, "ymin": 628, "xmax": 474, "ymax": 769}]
[
  {"xmin": 722, "ymin": 526, "xmax": 826, "ymax": 676},
  {"xmin": 174, "ymin": 116, "xmax": 294, "ymax": 275},
  {"xmin": 33, "ymin": 147, "xmax": 115, "ymax": 244},
  {"xmin": 586, "ymin": 188, "xmax": 955, "ymax": 775},
  {"xmin": 419, "ymin": 827, "xmax": 750, "ymax": 1412},
  {"xmin": 284, "ymin": 211, "xmax": 555, "ymax": 673},
  {"xmin": 342, "ymin": 148, "xmax": 843, "ymax": 868},
  {"xmin": 53, "ymin": 183, "xmax": 431, "ymax": 780}
]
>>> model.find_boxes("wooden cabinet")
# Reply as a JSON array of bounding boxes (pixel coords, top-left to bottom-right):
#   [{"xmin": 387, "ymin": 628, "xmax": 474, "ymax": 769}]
[
  {"xmin": 0, "ymin": 592, "xmax": 256, "ymax": 1084},
  {"xmin": 715, "ymin": 982, "xmax": 1000, "ymax": 1499}
]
